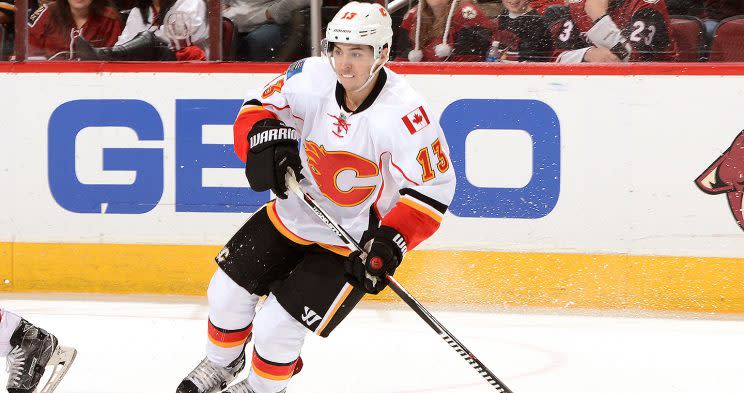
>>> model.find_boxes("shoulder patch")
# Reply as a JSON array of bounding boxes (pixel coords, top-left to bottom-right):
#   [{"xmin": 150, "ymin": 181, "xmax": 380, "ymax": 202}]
[
  {"xmin": 461, "ymin": 5, "xmax": 478, "ymax": 20},
  {"xmin": 401, "ymin": 106, "xmax": 431, "ymax": 135},
  {"xmin": 261, "ymin": 74, "xmax": 285, "ymax": 99},
  {"xmin": 286, "ymin": 59, "xmax": 306, "ymax": 80}
]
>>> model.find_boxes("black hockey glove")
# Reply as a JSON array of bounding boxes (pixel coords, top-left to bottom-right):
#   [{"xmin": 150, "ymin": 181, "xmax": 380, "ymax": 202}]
[
  {"xmin": 244, "ymin": 118, "xmax": 303, "ymax": 199},
  {"xmin": 344, "ymin": 226, "xmax": 407, "ymax": 294}
]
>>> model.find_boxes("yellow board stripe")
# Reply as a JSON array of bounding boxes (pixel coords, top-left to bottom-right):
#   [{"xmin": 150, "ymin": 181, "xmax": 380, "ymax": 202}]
[
  {"xmin": 2, "ymin": 241, "xmax": 744, "ymax": 313},
  {"xmin": 400, "ymin": 197, "xmax": 443, "ymax": 223}
]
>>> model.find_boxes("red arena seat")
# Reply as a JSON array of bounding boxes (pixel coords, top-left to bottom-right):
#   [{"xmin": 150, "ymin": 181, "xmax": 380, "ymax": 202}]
[
  {"xmin": 670, "ymin": 15, "xmax": 706, "ymax": 62},
  {"xmin": 222, "ymin": 17, "xmax": 238, "ymax": 61},
  {"xmin": 709, "ymin": 15, "xmax": 744, "ymax": 61}
]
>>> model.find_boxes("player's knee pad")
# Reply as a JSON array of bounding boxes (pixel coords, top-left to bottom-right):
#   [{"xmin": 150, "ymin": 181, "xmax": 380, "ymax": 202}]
[
  {"xmin": 252, "ymin": 294, "xmax": 307, "ymax": 360},
  {"xmin": 248, "ymin": 294, "xmax": 306, "ymax": 390},
  {"xmin": 208, "ymin": 268, "xmax": 260, "ymax": 328}
]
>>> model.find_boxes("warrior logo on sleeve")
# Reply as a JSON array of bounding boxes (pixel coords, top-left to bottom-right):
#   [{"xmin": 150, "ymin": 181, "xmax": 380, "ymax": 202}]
[
  {"xmin": 304, "ymin": 140, "xmax": 379, "ymax": 207},
  {"xmin": 695, "ymin": 130, "xmax": 744, "ymax": 231}
]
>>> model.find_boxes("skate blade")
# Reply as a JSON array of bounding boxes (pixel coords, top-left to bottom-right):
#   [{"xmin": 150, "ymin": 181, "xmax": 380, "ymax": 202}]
[{"xmin": 37, "ymin": 346, "xmax": 77, "ymax": 393}]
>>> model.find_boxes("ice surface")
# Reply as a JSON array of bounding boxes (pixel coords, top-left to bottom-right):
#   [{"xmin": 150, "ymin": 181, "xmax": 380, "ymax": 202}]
[{"xmin": 1, "ymin": 294, "xmax": 742, "ymax": 393}]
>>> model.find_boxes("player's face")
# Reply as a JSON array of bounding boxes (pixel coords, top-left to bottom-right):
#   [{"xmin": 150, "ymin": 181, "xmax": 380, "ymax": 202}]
[
  {"xmin": 502, "ymin": 0, "xmax": 529, "ymax": 13},
  {"xmin": 331, "ymin": 43, "xmax": 376, "ymax": 92}
]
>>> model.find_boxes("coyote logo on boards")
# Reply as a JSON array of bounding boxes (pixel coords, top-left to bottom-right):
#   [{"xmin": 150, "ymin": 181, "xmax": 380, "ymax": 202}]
[{"xmin": 695, "ymin": 130, "xmax": 744, "ymax": 231}]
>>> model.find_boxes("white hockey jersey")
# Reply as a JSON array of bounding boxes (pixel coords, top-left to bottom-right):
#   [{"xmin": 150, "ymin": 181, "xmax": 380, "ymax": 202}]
[{"xmin": 234, "ymin": 57, "xmax": 456, "ymax": 254}]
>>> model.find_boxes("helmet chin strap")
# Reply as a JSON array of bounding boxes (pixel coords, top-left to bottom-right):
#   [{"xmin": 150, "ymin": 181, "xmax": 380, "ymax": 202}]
[{"xmin": 351, "ymin": 56, "xmax": 387, "ymax": 93}]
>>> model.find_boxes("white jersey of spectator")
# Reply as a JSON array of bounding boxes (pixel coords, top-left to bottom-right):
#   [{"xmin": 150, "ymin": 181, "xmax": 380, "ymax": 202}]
[
  {"xmin": 222, "ymin": 0, "xmax": 309, "ymax": 33},
  {"xmin": 116, "ymin": 0, "xmax": 208, "ymax": 51}
]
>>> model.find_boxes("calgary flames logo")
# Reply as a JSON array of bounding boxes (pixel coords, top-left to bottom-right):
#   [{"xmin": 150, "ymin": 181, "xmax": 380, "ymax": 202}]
[
  {"xmin": 695, "ymin": 130, "xmax": 744, "ymax": 231},
  {"xmin": 304, "ymin": 140, "xmax": 379, "ymax": 207}
]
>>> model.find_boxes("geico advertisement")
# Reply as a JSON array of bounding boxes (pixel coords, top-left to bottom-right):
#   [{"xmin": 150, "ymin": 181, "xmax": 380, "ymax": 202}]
[
  {"xmin": 46, "ymin": 98, "xmax": 560, "ymax": 218},
  {"xmin": 0, "ymin": 72, "xmax": 742, "ymax": 257}
]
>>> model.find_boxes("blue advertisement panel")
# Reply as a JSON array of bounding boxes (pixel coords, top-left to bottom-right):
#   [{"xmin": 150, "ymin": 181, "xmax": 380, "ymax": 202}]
[{"xmin": 48, "ymin": 98, "xmax": 560, "ymax": 218}]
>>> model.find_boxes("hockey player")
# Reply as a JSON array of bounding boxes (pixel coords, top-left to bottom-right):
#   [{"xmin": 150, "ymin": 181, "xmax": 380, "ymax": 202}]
[
  {"xmin": 176, "ymin": 2, "xmax": 456, "ymax": 393},
  {"xmin": 549, "ymin": 0, "xmax": 678, "ymax": 62},
  {"xmin": 0, "ymin": 308, "xmax": 76, "ymax": 393}
]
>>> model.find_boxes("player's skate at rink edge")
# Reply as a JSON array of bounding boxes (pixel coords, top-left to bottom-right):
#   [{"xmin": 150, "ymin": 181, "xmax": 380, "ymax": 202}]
[
  {"xmin": 0, "ymin": 308, "xmax": 77, "ymax": 393},
  {"xmin": 177, "ymin": 2, "xmax": 456, "ymax": 393}
]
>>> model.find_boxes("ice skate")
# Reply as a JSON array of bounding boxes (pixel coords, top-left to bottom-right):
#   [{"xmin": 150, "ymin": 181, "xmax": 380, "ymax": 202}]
[
  {"xmin": 221, "ymin": 379, "xmax": 256, "ymax": 393},
  {"xmin": 6, "ymin": 319, "xmax": 77, "ymax": 393},
  {"xmin": 223, "ymin": 356, "xmax": 301, "ymax": 393},
  {"xmin": 222, "ymin": 380, "xmax": 287, "ymax": 393},
  {"xmin": 176, "ymin": 351, "xmax": 245, "ymax": 393}
]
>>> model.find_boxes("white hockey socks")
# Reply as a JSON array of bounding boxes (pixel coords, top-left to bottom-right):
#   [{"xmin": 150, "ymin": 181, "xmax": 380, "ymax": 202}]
[{"xmin": 0, "ymin": 309, "xmax": 22, "ymax": 356}]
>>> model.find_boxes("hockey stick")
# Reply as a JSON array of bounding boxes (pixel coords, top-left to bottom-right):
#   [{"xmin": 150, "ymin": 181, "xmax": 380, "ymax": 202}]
[{"xmin": 284, "ymin": 171, "xmax": 513, "ymax": 393}]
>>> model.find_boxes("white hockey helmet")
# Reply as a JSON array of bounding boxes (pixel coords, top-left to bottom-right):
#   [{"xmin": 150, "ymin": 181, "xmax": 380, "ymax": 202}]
[
  {"xmin": 323, "ymin": 1, "xmax": 394, "ymax": 61},
  {"xmin": 323, "ymin": 2, "xmax": 393, "ymax": 92}
]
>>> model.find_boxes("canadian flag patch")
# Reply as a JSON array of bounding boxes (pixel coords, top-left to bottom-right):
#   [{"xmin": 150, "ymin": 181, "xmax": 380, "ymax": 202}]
[{"xmin": 402, "ymin": 106, "xmax": 430, "ymax": 135}]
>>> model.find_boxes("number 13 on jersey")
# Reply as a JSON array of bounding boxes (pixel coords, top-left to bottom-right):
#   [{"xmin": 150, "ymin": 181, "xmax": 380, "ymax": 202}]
[{"xmin": 417, "ymin": 138, "xmax": 450, "ymax": 182}]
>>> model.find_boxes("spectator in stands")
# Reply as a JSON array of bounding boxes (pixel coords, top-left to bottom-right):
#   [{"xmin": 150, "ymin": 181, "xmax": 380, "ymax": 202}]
[
  {"xmin": 223, "ymin": 0, "xmax": 310, "ymax": 61},
  {"xmin": 27, "ymin": 0, "xmax": 122, "ymax": 60},
  {"xmin": 492, "ymin": 0, "xmax": 553, "ymax": 61},
  {"xmin": 396, "ymin": 0, "xmax": 494, "ymax": 61},
  {"xmin": 76, "ymin": 0, "xmax": 208, "ymax": 60},
  {"xmin": 548, "ymin": 0, "xmax": 678, "ymax": 62}
]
